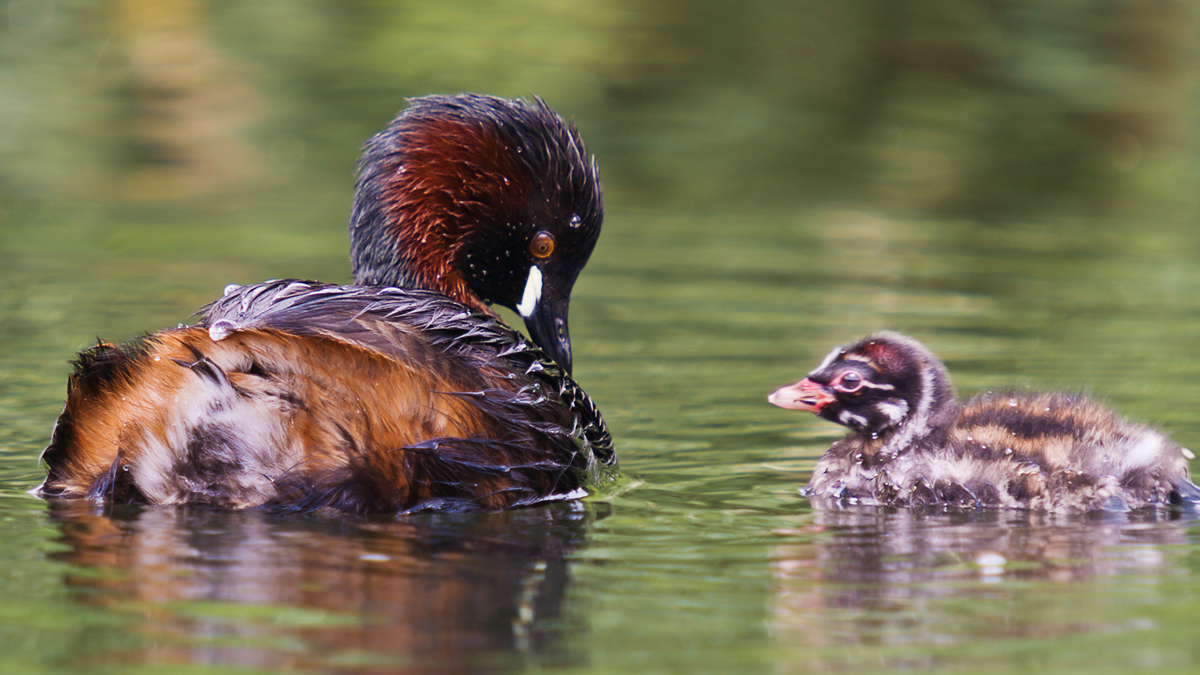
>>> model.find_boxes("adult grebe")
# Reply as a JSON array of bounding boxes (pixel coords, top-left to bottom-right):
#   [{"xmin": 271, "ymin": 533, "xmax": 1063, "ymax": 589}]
[{"xmin": 38, "ymin": 94, "xmax": 614, "ymax": 513}]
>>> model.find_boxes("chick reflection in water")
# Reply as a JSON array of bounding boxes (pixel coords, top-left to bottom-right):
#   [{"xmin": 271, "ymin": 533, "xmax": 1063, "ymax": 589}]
[
  {"xmin": 768, "ymin": 508, "xmax": 1196, "ymax": 658},
  {"xmin": 46, "ymin": 501, "xmax": 602, "ymax": 672}
]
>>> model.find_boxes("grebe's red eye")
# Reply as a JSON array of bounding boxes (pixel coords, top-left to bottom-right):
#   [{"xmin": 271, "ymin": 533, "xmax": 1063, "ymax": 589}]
[
  {"xmin": 530, "ymin": 232, "xmax": 555, "ymax": 258},
  {"xmin": 836, "ymin": 371, "xmax": 863, "ymax": 393}
]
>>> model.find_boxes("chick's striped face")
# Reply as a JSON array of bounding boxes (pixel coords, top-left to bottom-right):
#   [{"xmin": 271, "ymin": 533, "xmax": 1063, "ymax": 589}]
[
  {"xmin": 771, "ymin": 337, "xmax": 918, "ymax": 434},
  {"xmin": 817, "ymin": 352, "xmax": 906, "ymax": 429}
]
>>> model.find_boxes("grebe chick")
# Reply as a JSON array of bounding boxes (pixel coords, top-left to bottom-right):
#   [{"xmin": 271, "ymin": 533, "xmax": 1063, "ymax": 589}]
[
  {"xmin": 769, "ymin": 331, "xmax": 1199, "ymax": 512},
  {"xmin": 38, "ymin": 94, "xmax": 614, "ymax": 513}
]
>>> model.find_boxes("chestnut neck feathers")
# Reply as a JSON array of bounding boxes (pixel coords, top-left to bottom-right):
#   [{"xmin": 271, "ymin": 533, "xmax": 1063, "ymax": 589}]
[{"xmin": 349, "ymin": 94, "xmax": 602, "ymax": 314}]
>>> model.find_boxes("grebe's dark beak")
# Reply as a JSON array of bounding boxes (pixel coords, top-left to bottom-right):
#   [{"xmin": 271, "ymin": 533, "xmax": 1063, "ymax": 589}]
[
  {"xmin": 513, "ymin": 263, "xmax": 575, "ymax": 374},
  {"xmin": 523, "ymin": 290, "xmax": 573, "ymax": 375}
]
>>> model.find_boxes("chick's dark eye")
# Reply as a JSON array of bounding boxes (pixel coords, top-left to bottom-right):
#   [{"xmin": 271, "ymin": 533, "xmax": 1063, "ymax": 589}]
[{"xmin": 837, "ymin": 372, "xmax": 863, "ymax": 392}]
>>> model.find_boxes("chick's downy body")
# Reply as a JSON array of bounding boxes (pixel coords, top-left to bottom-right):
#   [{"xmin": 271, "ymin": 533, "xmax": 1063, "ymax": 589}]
[{"xmin": 770, "ymin": 332, "xmax": 1198, "ymax": 512}]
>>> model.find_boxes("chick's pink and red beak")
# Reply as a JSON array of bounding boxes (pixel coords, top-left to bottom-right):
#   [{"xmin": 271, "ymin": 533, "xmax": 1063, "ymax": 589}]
[{"xmin": 768, "ymin": 378, "xmax": 837, "ymax": 413}]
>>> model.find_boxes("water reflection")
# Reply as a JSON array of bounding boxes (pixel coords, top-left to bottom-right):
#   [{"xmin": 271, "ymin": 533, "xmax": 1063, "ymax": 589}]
[
  {"xmin": 770, "ymin": 507, "xmax": 1198, "ymax": 652},
  {"xmin": 47, "ymin": 500, "xmax": 603, "ymax": 673}
]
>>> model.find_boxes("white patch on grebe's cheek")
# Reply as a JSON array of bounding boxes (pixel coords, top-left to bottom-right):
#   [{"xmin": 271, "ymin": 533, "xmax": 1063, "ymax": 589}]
[
  {"xmin": 516, "ymin": 265, "xmax": 543, "ymax": 318},
  {"xmin": 875, "ymin": 400, "xmax": 909, "ymax": 424},
  {"xmin": 838, "ymin": 410, "xmax": 868, "ymax": 429}
]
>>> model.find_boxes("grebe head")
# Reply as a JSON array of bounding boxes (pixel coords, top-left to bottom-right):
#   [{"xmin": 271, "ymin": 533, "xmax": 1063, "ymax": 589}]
[
  {"xmin": 350, "ymin": 94, "xmax": 603, "ymax": 374},
  {"xmin": 769, "ymin": 331, "xmax": 954, "ymax": 437}
]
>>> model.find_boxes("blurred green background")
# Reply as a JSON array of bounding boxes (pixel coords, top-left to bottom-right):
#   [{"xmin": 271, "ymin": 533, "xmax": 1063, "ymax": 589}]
[{"xmin": 4, "ymin": 0, "xmax": 1198, "ymax": 457}]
